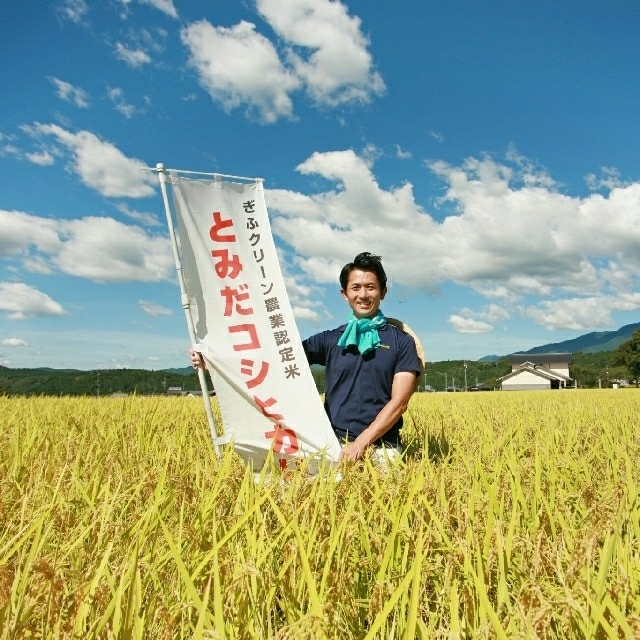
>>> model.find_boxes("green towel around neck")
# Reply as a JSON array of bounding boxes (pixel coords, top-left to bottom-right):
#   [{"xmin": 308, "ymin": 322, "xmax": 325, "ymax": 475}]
[{"xmin": 337, "ymin": 311, "xmax": 387, "ymax": 355}]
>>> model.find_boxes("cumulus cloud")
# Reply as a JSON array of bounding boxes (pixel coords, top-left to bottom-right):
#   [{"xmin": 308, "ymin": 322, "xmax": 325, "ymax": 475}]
[
  {"xmin": 265, "ymin": 148, "xmax": 640, "ymax": 332},
  {"xmin": 445, "ymin": 304, "xmax": 511, "ymax": 335},
  {"xmin": 0, "ymin": 338, "xmax": 29, "ymax": 347},
  {"xmin": 282, "ymin": 275, "xmax": 325, "ymax": 323},
  {"xmin": 256, "ymin": 0, "xmax": 385, "ymax": 106},
  {"xmin": 182, "ymin": 20, "xmax": 299, "ymax": 124},
  {"xmin": 118, "ymin": 0, "xmax": 177, "ymax": 19},
  {"xmin": 139, "ymin": 0, "xmax": 177, "ymax": 19},
  {"xmin": 114, "ymin": 42, "xmax": 151, "ymax": 68},
  {"xmin": 585, "ymin": 166, "xmax": 631, "ymax": 192},
  {"xmin": 0, "ymin": 210, "xmax": 173, "ymax": 283},
  {"xmin": 26, "ymin": 150, "xmax": 55, "ymax": 166},
  {"xmin": 56, "ymin": 0, "xmax": 88, "ymax": 24},
  {"xmin": 0, "ymin": 282, "xmax": 68, "ymax": 320},
  {"xmin": 48, "ymin": 77, "xmax": 89, "ymax": 108},
  {"xmin": 448, "ymin": 315, "xmax": 493, "ymax": 334},
  {"xmin": 182, "ymin": 0, "xmax": 383, "ymax": 122},
  {"xmin": 25, "ymin": 123, "xmax": 156, "ymax": 197},
  {"xmin": 116, "ymin": 203, "xmax": 161, "ymax": 226},
  {"xmin": 107, "ymin": 87, "xmax": 138, "ymax": 118},
  {"xmin": 523, "ymin": 295, "xmax": 640, "ymax": 331},
  {"xmin": 139, "ymin": 300, "xmax": 173, "ymax": 316}
]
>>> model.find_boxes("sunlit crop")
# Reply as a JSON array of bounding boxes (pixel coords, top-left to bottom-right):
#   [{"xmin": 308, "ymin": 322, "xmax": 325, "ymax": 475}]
[{"xmin": 1, "ymin": 391, "xmax": 638, "ymax": 638}]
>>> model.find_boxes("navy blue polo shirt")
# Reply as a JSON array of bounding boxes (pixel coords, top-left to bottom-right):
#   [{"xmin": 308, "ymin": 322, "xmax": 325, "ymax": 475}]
[{"xmin": 303, "ymin": 323, "xmax": 422, "ymax": 446}]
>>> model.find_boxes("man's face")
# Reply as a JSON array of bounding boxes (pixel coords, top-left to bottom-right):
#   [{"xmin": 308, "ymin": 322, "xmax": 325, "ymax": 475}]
[{"xmin": 340, "ymin": 269, "xmax": 386, "ymax": 319}]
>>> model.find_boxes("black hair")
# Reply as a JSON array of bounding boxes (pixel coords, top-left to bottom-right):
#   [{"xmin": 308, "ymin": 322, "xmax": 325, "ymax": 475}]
[{"xmin": 339, "ymin": 252, "xmax": 387, "ymax": 290}]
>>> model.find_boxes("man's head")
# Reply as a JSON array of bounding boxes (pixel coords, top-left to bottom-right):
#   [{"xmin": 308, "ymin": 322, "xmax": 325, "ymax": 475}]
[{"xmin": 340, "ymin": 252, "xmax": 387, "ymax": 319}]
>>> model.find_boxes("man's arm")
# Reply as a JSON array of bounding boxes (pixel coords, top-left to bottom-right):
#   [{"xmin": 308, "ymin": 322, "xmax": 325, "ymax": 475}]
[{"xmin": 339, "ymin": 370, "xmax": 417, "ymax": 462}]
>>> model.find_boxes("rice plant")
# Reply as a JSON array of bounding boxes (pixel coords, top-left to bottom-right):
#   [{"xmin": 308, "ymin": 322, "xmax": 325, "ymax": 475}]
[{"xmin": 0, "ymin": 391, "xmax": 638, "ymax": 638}]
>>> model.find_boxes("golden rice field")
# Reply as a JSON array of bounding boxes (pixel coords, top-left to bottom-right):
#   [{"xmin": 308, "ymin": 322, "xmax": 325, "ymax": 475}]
[{"xmin": 1, "ymin": 391, "xmax": 639, "ymax": 639}]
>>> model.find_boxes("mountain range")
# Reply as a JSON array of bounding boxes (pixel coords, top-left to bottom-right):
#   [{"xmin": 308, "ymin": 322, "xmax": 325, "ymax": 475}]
[{"xmin": 479, "ymin": 321, "xmax": 640, "ymax": 362}]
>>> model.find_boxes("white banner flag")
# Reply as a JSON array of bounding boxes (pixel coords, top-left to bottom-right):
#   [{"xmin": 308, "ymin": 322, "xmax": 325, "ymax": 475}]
[{"xmin": 170, "ymin": 172, "xmax": 341, "ymax": 469}]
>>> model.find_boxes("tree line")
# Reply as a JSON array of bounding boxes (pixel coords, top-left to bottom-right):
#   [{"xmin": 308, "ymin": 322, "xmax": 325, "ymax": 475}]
[
  {"xmin": 2, "ymin": 329, "xmax": 639, "ymax": 396},
  {"xmin": 0, "ymin": 367, "xmax": 201, "ymax": 397}
]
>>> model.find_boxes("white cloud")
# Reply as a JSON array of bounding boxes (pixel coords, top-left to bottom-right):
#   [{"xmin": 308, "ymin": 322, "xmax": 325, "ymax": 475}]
[
  {"xmin": 0, "ymin": 338, "xmax": 29, "ymax": 347},
  {"xmin": 446, "ymin": 304, "xmax": 509, "ymax": 336},
  {"xmin": 267, "ymin": 149, "xmax": 437, "ymax": 287},
  {"xmin": 585, "ymin": 166, "xmax": 630, "ymax": 192},
  {"xmin": 107, "ymin": 87, "xmax": 138, "ymax": 119},
  {"xmin": 182, "ymin": 20, "xmax": 299, "ymax": 124},
  {"xmin": 0, "ymin": 210, "xmax": 173, "ymax": 283},
  {"xmin": 292, "ymin": 306, "xmax": 322, "ymax": 322},
  {"xmin": 139, "ymin": 0, "xmax": 177, "ymax": 19},
  {"xmin": 56, "ymin": 0, "xmax": 88, "ymax": 24},
  {"xmin": 0, "ymin": 282, "xmax": 68, "ymax": 320},
  {"xmin": 0, "ymin": 210, "xmax": 60, "ymax": 260},
  {"xmin": 523, "ymin": 295, "xmax": 640, "ymax": 331},
  {"xmin": 114, "ymin": 42, "xmax": 151, "ymax": 68},
  {"xmin": 27, "ymin": 123, "xmax": 156, "ymax": 197},
  {"xmin": 0, "ymin": 144, "xmax": 21, "ymax": 159},
  {"xmin": 26, "ymin": 150, "xmax": 55, "ymax": 166},
  {"xmin": 395, "ymin": 145, "xmax": 412, "ymax": 160},
  {"xmin": 448, "ymin": 315, "xmax": 493, "ymax": 334},
  {"xmin": 54, "ymin": 218, "xmax": 172, "ymax": 282},
  {"xmin": 181, "ymin": 1, "xmax": 383, "ymax": 121},
  {"xmin": 282, "ymin": 274, "xmax": 325, "ymax": 323},
  {"xmin": 460, "ymin": 304, "xmax": 511, "ymax": 323},
  {"xmin": 256, "ymin": 0, "xmax": 385, "ymax": 106},
  {"xmin": 48, "ymin": 77, "xmax": 90, "ymax": 108},
  {"xmin": 118, "ymin": 0, "xmax": 177, "ymax": 19},
  {"xmin": 482, "ymin": 304, "xmax": 511, "ymax": 322},
  {"xmin": 139, "ymin": 300, "xmax": 173, "ymax": 316},
  {"xmin": 116, "ymin": 203, "xmax": 161, "ymax": 226},
  {"xmin": 265, "ymin": 148, "xmax": 640, "ymax": 332}
]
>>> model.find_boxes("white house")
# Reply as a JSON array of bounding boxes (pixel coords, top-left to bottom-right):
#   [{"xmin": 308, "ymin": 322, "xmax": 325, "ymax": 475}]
[{"xmin": 497, "ymin": 353, "xmax": 574, "ymax": 391}]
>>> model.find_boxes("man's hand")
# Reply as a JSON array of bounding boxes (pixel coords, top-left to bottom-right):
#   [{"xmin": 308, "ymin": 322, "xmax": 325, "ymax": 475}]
[
  {"xmin": 189, "ymin": 348, "xmax": 206, "ymax": 370},
  {"xmin": 339, "ymin": 440, "xmax": 368, "ymax": 463}
]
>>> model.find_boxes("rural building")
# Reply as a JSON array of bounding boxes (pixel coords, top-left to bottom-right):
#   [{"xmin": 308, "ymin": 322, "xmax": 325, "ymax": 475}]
[
  {"xmin": 497, "ymin": 353, "xmax": 574, "ymax": 391},
  {"xmin": 165, "ymin": 386, "xmax": 184, "ymax": 396},
  {"xmin": 185, "ymin": 389, "xmax": 216, "ymax": 397}
]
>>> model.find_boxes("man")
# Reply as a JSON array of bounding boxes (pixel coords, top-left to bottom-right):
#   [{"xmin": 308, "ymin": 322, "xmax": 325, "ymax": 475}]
[
  {"xmin": 303, "ymin": 252, "xmax": 422, "ymax": 462},
  {"xmin": 191, "ymin": 252, "xmax": 421, "ymax": 463}
]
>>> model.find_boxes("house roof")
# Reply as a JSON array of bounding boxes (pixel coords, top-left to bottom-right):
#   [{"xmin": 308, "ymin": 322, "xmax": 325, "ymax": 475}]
[
  {"xmin": 497, "ymin": 362, "xmax": 573, "ymax": 383},
  {"xmin": 510, "ymin": 352, "xmax": 572, "ymax": 365}
]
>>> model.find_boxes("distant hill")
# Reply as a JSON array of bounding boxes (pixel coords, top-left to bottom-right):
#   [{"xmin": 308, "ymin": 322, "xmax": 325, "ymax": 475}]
[
  {"xmin": 0, "ymin": 366, "xmax": 200, "ymax": 396},
  {"xmin": 161, "ymin": 366, "xmax": 196, "ymax": 375},
  {"xmin": 521, "ymin": 322, "xmax": 640, "ymax": 355},
  {"xmin": 478, "ymin": 321, "xmax": 640, "ymax": 361}
]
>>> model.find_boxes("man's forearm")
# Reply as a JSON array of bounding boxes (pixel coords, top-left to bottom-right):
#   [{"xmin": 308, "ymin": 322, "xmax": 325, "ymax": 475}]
[{"xmin": 339, "ymin": 371, "xmax": 416, "ymax": 461}]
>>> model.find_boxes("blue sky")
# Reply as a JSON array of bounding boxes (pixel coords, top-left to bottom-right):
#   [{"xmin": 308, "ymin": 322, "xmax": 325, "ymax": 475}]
[{"xmin": 2, "ymin": 0, "xmax": 640, "ymax": 370}]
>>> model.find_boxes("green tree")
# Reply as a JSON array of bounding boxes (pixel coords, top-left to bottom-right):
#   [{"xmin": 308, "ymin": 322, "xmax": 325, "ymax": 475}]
[{"xmin": 610, "ymin": 328, "xmax": 640, "ymax": 386}]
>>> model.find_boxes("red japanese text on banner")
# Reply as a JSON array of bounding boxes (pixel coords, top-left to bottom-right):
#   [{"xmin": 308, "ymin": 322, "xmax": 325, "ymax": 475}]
[{"xmin": 170, "ymin": 173, "xmax": 341, "ymax": 469}]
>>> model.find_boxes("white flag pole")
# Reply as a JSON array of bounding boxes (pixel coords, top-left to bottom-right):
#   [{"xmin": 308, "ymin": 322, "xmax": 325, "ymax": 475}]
[{"xmin": 156, "ymin": 162, "xmax": 222, "ymax": 457}]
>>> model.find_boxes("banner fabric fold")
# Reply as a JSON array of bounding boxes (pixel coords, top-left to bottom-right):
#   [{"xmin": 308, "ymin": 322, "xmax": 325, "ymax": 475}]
[{"xmin": 170, "ymin": 172, "xmax": 341, "ymax": 469}]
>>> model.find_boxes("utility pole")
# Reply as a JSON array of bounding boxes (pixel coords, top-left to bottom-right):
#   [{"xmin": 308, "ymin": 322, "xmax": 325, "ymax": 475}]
[
  {"xmin": 464, "ymin": 361, "xmax": 468, "ymax": 392},
  {"xmin": 96, "ymin": 371, "xmax": 100, "ymax": 398}
]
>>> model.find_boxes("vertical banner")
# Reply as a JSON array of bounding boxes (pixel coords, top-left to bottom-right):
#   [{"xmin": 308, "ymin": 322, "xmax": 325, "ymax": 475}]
[{"xmin": 170, "ymin": 172, "xmax": 341, "ymax": 470}]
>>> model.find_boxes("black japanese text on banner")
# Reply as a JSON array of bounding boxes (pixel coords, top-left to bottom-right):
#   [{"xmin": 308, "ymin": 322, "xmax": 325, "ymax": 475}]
[{"xmin": 170, "ymin": 172, "xmax": 341, "ymax": 469}]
